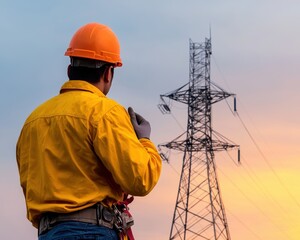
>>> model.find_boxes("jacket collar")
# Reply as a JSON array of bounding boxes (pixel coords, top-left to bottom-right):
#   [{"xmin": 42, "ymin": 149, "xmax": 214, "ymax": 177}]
[{"xmin": 60, "ymin": 80, "xmax": 105, "ymax": 98}]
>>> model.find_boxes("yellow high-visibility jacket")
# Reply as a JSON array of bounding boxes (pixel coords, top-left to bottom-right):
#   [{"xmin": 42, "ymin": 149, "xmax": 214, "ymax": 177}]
[{"xmin": 16, "ymin": 80, "xmax": 162, "ymax": 228}]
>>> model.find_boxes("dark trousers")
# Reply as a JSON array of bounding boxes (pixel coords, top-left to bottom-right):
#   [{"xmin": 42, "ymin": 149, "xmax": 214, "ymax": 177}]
[{"xmin": 38, "ymin": 221, "xmax": 119, "ymax": 240}]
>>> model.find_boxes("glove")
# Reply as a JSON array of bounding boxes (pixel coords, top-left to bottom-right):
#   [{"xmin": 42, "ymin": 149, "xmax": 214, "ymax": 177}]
[{"xmin": 128, "ymin": 107, "xmax": 151, "ymax": 139}]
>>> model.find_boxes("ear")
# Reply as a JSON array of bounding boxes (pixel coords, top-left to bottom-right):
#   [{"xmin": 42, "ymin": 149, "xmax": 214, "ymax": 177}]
[
  {"xmin": 67, "ymin": 65, "xmax": 71, "ymax": 79},
  {"xmin": 103, "ymin": 66, "xmax": 112, "ymax": 83}
]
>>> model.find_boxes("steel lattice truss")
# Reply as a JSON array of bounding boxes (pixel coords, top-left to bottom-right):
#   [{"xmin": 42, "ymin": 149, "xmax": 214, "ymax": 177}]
[{"xmin": 158, "ymin": 38, "xmax": 239, "ymax": 240}]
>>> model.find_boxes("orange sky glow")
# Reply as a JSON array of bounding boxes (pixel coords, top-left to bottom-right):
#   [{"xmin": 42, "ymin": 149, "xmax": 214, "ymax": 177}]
[{"xmin": 1, "ymin": 1, "xmax": 300, "ymax": 240}]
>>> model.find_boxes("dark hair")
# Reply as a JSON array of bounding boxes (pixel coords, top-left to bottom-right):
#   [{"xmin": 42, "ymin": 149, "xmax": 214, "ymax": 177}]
[{"xmin": 68, "ymin": 65, "xmax": 108, "ymax": 83}]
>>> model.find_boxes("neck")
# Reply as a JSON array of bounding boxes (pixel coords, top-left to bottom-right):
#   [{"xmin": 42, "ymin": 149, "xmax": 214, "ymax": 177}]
[{"xmin": 91, "ymin": 79, "xmax": 109, "ymax": 95}]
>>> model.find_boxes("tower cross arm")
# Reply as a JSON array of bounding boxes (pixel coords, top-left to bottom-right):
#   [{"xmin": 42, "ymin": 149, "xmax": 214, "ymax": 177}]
[
  {"xmin": 211, "ymin": 139, "xmax": 239, "ymax": 152},
  {"xmin": 209, "ymin": 89, "xmax": 235, "ymax": 105},
  {"xmin": 158, "ymin": 139, "xmax": 187, "ymax": 152}
]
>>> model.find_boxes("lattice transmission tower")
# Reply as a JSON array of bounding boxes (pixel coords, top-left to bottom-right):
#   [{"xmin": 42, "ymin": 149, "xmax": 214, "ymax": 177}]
[{"xmin": 158, "ymin": 37, "xmax": 240, "ymax": 240}]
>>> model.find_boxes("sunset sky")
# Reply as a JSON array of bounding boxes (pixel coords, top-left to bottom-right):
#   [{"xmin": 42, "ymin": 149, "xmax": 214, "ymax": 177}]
[{"xmin": 1, "ymin": 1, "xmax": 300, "ymax": 239}]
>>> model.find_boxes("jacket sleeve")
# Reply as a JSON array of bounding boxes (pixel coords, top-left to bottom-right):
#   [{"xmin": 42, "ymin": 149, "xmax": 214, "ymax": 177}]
[{"xmin": 93, "ymin": 105, "xmax": 162, "ymax": 196}]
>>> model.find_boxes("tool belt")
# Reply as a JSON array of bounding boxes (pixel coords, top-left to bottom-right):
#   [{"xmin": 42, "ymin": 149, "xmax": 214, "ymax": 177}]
[{"xmin": 38, "ymin": 203, "xmax": 134, "ymax": 236}]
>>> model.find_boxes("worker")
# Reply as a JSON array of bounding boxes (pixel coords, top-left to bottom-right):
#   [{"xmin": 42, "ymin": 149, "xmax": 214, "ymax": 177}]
[{"xmin": 16, "ymin": 22, "xmax": 162, "ymax": 240}]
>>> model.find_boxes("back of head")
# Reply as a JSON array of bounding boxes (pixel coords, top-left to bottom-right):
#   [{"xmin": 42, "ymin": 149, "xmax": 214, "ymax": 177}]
[
  {"xmin": 65, "ymin": 23, "xmax": 122, "ymax": 82},
  {"xmin": 67, "ymin": 59, "xmax": 108, "ymax": 83}
]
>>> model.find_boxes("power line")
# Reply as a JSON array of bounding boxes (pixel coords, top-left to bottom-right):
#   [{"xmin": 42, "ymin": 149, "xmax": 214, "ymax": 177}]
[
  {"xmin": 212, "ymin": 53, "xmax": 300, "ymax": 210},
  {"xmin": 241, "ymin": 160, "xmax": 292, "ymax": 220},
  {"xmin": 218, "ymin": 168, "xmax": 294, "ymax": 240},
  {"xmin": 235, "ymin": 111, "xmax": 300, "ymax": 209},
  {"xmin": 161, "ymin": 38, "xmax": 298, "ymax": 240},
  {"xmin": 221, "ymin": 151, "xmax": 297, "ymax": 224},
  {"xmin": 226, "ymin": 210, "xmax": 264, "ymax": 240},
  {"xmin": 166, "ymin": 148, "xmax": 295, "ymax": 240},
  {"xmin": 166, "ymin": 157, "xmax": 265, "ymax": 240}
]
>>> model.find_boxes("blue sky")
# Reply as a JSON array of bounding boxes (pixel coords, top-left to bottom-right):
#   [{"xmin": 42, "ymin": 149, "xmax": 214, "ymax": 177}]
[{"xmin": 1, "ymin": 1, "xmax": 300, "ymax": 239}]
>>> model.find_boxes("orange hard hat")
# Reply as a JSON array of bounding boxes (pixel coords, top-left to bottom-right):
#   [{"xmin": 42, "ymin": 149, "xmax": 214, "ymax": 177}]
[{"xmin": 65, "ymin": 23, "xmax": 122, "ymax": 67}]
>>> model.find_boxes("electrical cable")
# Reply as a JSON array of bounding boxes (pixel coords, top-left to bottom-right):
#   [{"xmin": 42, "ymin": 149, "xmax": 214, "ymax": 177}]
[
  {"xmin": 221, "ymin": 75, "xmax": 300, "ymax": 224},
  {"xmin": 160, "ymin": 51, "xmax": 298, "ymax": 239},
  {"xmin": 224, "ymin": 151, "xmax": 239, "ymax": 167},
  {"xmin": 166, "ymin": 156, "xmax": 265, "ymax": 240},
  {"xmin": 170, "ymin": 111, "xmax": 185, "ymax": 132},
  {"xmin": 212, "ymin": 53, "xmax": 300, "ymax": 210},
  {"xmin": 236, "ymin": 111, "xmax": 300, "ymax": 209},
  {"xmin": 167, "ymin": 150, "xmax": 293, "ymax": 240},
  {"xmin": 226, "ymin": 209, "xmax": 265, "ymax": 240},
  {"xmin": 241, "ymin": 156, "xmax": 299, "ymax": 223},
  {"xmin": 218, "ymin": 168, "xmax": 294, "ymax": 240},
  {"xmin": 221, "ymin": 151, "xmax": 296, "ymax": 223},
  {"xmin": 211, "ymin": 54, "xmax": 233, "ymax": 93}
]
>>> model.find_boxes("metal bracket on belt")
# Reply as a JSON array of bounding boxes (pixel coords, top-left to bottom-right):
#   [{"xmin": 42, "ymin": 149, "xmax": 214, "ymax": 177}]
[
  {"xmin": 96, "ymin": 204, "xmax": 115, "ymax": 229},
  {"xmin": 112, "ymin": 204, "xmax": 134, "ymax": 233}
]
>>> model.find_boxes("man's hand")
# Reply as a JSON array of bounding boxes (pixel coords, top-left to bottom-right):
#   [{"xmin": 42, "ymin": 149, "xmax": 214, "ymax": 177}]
[{"xmin": 128, "ymin": 107, "xmax": 151, "ymax": 139}]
